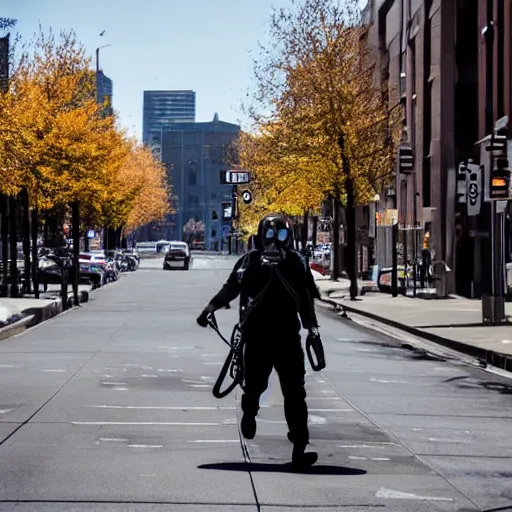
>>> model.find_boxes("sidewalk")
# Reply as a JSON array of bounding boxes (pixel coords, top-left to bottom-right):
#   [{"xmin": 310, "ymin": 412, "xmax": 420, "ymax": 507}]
[
  {"xmin": 313, "ymin": 272, "xmax": 512, "ymax": 372},
  {"xmin": 0, "ymin": 284, "xmax": 91, "ymax": 339}
]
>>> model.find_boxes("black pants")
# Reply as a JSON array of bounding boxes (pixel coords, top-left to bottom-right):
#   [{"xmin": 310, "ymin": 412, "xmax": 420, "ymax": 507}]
[{"xmin": 241, "ymin": 330, "xmax": 309, "ymax": 445}]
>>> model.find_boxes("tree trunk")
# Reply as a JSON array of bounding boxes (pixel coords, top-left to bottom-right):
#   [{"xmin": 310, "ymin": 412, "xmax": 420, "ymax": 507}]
[
  {"xmin": 9, "ymin": 195, "xmax": 19, "ymax": 298},
  {"xmin": 345, "ymin": 178, "xmax": 358, "ymax": 300},
  {"xmin": 115, "ymin": 227, "xmax": 122, "ymax": 249},
  {"xmin": 301, "ymin": 211, "xmax": 309, "ymax": 254},
  {"xmin": 312, "ymin": 216, "xmax": 318, "ymax": 248},
  {"xmin": 331, "ymin": 194, "xmax": 340, "ymax": 281},
  {"xmin": 71, "ymin": 201, "xmax": 80, "ymax": 306},
  {"xmin": 103, "ymin": 226, "xmax": 108, "ymax": 253},
  {"xmin": 43, "ymin": 218, "xmax": 49, "ymax": 246},
  {"xmin": 1, "ymin": 195, "xmax": 8, "ymax": 297},
  {"xmin": 20, "ymin": 189, "xmax": 31, "ymax": 295},
  {"xmin": 338, "ymin": 133, "xmax": 358, "ymax": 299},
  {"xmin": 31, "ymin": 208, "xmax": 40, "ymax": 299},
  {"xmin": 60, "ymin": 257, "xmax": 68, "ymax": 311},
  {"xmin": 84, "ymin": 227, "xmax": 90, "ymax": 252}
]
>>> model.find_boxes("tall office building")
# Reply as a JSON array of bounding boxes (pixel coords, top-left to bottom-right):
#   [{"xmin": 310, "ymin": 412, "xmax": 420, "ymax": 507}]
[
  {"xmin": 142, "ymin": 90, "xmax": 196, "ymax": 144},
  {"xmin": 97, "ymin": 71, "xmax": 113, "ymax": 116},
  {"xmin": 145, "ymin": 113, "xmax": 240, "ymax": 247}
]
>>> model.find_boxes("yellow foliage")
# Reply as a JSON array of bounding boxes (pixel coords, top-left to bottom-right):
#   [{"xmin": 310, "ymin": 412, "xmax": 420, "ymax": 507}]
[
  {"xmin": 246, "ymin": 0, "xmax": 401, "ymax": 211},
  {"xmin": 0, "ymin": 25, "xmax": 171, "ymax": 235}
]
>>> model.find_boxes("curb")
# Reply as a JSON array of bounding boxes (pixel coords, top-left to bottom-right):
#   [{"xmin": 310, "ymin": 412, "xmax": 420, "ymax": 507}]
[
  {"xmin": 0, "ymin": 289, "xmax": 90, "ymax": 341},
  {"xmin": 319, "ymin": 295, "xmax": 512, "ymax": 373},
  {"xmin": 0, "ymin": 314, "xmax": 35, "ymax": 341}
]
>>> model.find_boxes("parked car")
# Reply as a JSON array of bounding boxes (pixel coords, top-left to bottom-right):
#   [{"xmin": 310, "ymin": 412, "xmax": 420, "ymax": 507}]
[{"xmin": 163, "ymin": 241, "xmax": 192, "ymax": 271}]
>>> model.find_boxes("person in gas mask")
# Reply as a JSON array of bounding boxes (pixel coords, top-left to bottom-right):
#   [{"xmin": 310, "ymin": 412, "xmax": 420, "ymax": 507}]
[{"xmin": 197, "ymin": 213, "xmax": 322, "ymax": 468}]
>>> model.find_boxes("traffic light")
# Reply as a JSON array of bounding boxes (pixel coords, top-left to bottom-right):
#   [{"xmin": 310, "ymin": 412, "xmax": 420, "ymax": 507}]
[
  {"xmin": 398, "ymin": 145, "xmax": 414, "ymax": 174},
  {"xmin": 486, "ymin": 129, "xmax": 508, "ymax": 155},
  {"xmin": 490, "ymin": 156, "xmax": 510, "ymax": 200}
]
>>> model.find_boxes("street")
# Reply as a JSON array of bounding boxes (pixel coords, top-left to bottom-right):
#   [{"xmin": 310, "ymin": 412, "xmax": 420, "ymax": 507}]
[{"xmin": 0, "ymin": 253, "xmax": 511, "ymax": 511}]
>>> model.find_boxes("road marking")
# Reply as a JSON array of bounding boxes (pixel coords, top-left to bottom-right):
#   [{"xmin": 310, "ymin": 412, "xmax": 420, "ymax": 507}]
[
  {"xmin": 125, "ymin": 364, "xmax": 153, "ymax": 370},
  {"xmin": 101, "ymin": 382, "xmax": 127, "ymax": 386},
  {"xmin": 428, "ymin": 437, "xmax": 469, "ymax": 443},
  {"xmin": 349, "ymin": 456, "xmax": 366, "ymax": 460},
  {"xmin": 308, "ymin": 408, "xmax": 353, "ymax": 412},
  {"xmin": 376, "ymin": 488, "xmax": 453, "ymax": 501},
  {"xmin": 0, "ymin": 408, "xmax": 15, "ymax": 414},
  {"xmin": 373, "ymin": 458, "xmax": 390, "ymax": 461},
  {"xmin": 308, "ymin": 397, "xmax": 341, "ymax": 400},
  {"xmin": 71, "ymin": 421, "xmax": 222, "ymax": 426},
  {"xmin": 502, "ymin": 339, "xmax": 512, "ymax": 344},
  {"xmin": 84, "ymin": 405, "xmax": 237, "ymax": 410},
  {"xmin": 42, "ymin": 369, "xmax": 66, "ymax": 372},
  {"xmin": 370, "ymin": 378, "xmax": 408, "ymax": 384},
  {"xmin": 129, "ymin": 444, "xmax": 163, "ymax": 449},
  {"xmin": 140, "ymin": 474, "xmax": 157, "ymax": 477},
  {"xmin": 308, "ymin": 415, "xmax": 327, "ymax": 424},
  {"xmin": 0, "ymin": 365, "xmax": 21, "ymax": 368},
  {"xmin": 114, "ymin": 388, "xmax": 128, "ymax": 391},
  {"xmin": 339, "ymin": 443, "xmax": 398, "ymax": 449},
  {"xmin": 188, "ymin": 440, "xmax": 240, "ymax": 443},
  {"xmin": 189, "ymin": 384, "xmax": 211, "ymax": 388},
  {"xmin": 202, "ymin": 362, "xmax": 223, "ymax": 366},
  {"xmin": 141, "ymin": 374, "xmax": 158, "ymax": 378},
  {"xmin": 317, "ymin": 379, "xmax": 326, "ymax": 383},
  {"xmin": 98, "ymin": 438, "xmax": 129, "ymax": 442},
  {"xmin": 157, "ymin": 369, "xmax": 182, "ymax": 373}
]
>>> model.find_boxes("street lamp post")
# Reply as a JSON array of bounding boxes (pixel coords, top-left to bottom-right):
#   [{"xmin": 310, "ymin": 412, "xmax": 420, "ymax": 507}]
[{"xmin": 95, "ymin": 45, "xmax": 111, "ymax": 105}]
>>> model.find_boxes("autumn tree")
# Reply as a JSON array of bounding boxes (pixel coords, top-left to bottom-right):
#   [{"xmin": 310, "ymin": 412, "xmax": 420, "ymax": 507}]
[
  {"xmin": 247, "ymin": 0, "xmax": 400, "ymax": 297},
  {"xmin": 235, "ymin": 127, "xmax": 326, "ymax": 246},
  {"xmin": 117, "ymin": 143, "xmax": 172, "ymax": 241}
]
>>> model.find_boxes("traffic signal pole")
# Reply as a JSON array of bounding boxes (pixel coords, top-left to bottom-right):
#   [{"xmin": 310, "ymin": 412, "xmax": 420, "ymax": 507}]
[{"xmin": 482, "ymin": 0, "xmax": 507, "ymax": 324}]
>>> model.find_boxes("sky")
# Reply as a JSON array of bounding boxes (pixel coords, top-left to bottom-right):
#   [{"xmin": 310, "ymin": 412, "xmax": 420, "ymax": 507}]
[{"xmin": 2, "ymin": 0, "xmax": 368, "ymax": 141}]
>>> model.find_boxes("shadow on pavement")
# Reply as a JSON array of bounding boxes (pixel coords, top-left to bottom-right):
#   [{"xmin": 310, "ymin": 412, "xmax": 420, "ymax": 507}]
[
  {"xmin": 198, "ymin": 461, "xmax": 367, "ymax": 475},
  {"xmin": 444, "ymin": 376, "xmax": 512, "ymax": 395}
]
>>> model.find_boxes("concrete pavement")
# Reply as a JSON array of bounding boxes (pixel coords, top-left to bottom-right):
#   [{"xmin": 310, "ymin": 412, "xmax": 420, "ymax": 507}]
[
  {"xmin": 314, "ymin": 274, "xmax": 512, "ymax": 371},
  {"xmin": 0, "ymin": 254, "xmax": 510, "ymax": 510}
]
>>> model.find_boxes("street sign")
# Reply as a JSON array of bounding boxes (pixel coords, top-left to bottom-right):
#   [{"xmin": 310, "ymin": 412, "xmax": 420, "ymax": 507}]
[
  {"xmin": 398, "ymin": 145, "xmax": 414, "ymax": 175},
  {"xmin": 221, "ymin": 201, "xmax": 232, "ymax": 220},
  {"xmin": 467, "ymin": 164, "xmax": 482, "ymax": 216},
  {"xmin": 220, "ymin": 170, "xmax": 251, "ymax": 185},
  {"xmin": 241, "ymin": 189, "xmax": 252, "ymax": 205}
]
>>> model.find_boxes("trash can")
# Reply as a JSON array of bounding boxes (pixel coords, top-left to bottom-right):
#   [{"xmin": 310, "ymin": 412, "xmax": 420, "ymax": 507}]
[
  {"xmin": 433, "ymin": 261, "xmax": 446, "ymax": 298},
  {"xmin": 482, "ymin": 294, "xmax": 506, "ymax": 325}
]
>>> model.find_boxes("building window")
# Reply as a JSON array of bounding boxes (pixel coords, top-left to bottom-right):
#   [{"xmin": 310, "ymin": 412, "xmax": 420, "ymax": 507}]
[
  {"xmin": 188, "ymin": 172, "xmax": 197, "ymax": 186},
  {"xmin": 188, "ymin": 195, "xmax": 199, "ymax": 207}
]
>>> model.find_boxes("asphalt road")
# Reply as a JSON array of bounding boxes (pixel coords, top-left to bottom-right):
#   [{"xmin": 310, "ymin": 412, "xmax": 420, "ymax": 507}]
[{"xmin": 0, "ymin": 253, "xmax": 511, "ymax": 511}]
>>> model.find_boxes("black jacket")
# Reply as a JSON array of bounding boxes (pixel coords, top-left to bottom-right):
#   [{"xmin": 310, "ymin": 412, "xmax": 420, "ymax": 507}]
[{"xmin": 209, "ymin": 249, "xmax": 320, "ymax": 332}]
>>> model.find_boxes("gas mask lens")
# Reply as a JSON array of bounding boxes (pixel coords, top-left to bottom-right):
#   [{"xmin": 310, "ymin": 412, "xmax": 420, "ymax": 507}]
[
  {"xmin": 264, "ymin": 228, "xmax": 275, "ymax": 239},
  {"xmin": 277, "ymin": 228, "xmax": 288, "ymax": 242}
]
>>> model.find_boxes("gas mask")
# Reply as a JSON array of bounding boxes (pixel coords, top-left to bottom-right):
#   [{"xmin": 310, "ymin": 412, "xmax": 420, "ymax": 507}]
[{"xmin": 255, "ymin": 214, "xmax": 294, "ymax": 265}]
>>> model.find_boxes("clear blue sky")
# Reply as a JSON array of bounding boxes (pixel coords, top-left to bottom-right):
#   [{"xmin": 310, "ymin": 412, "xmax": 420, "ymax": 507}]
[
  {"xmin": 2, "ymin": 0, "xmax": 368, "ymax": 141},
  {"xmin": 2, "ymin": 0, "xmax": 296, "ymax": 140}
]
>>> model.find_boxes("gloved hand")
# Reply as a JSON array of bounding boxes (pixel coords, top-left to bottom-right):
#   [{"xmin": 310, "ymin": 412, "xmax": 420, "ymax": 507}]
[
  {"xmin": 306, "ymin": 327, "xmax": 326, "ymax": 371},
  {"xmin": 197, "ymin": 303, "xmax": 216, "ymax": 327}
]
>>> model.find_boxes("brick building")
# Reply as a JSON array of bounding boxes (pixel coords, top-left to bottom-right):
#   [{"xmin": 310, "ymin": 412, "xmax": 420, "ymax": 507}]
[{"xmin": 366, "ymin": 0, "xmax": 512, "ymax": 297}]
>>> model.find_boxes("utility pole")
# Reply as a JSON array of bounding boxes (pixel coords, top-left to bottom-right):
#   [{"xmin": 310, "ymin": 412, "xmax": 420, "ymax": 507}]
[
  {"xmin": 482, "ymin": 0, "xmax": 507, "ymax": 324},
  {"xmin": 95, "ymin": 43, "xmax": 111, "ymax": 251}
]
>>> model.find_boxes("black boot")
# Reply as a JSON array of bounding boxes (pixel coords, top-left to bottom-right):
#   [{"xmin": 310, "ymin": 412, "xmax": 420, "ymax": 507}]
[
  {"xmin": 240, "ymin": 395, "xmax": 257, "ymax": 439},
  {"xmin": 292, "ymin": 443, "xmax": 318, "ymax": 470},
  {"xmin": 240, "ymin": 412, "xmax": 256, "ymax": 439}
]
